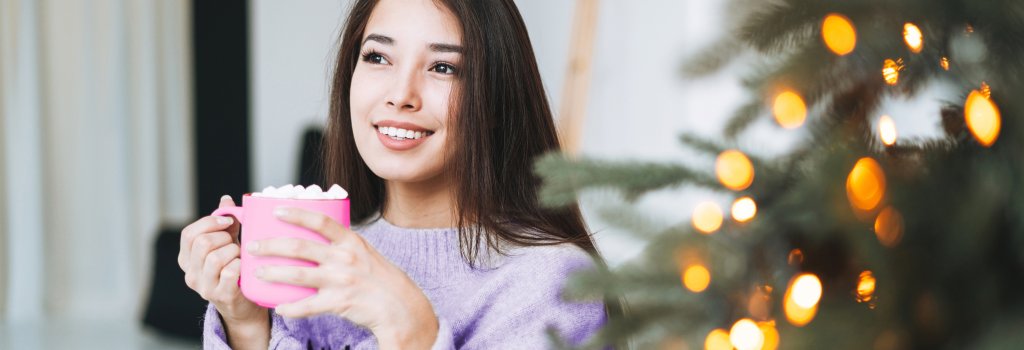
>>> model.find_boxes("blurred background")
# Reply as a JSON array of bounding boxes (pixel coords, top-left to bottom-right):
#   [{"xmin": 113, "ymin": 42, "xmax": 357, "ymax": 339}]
[{"xmin": 0, "ymin": 0, "xmax": 754, "ymax": 348}]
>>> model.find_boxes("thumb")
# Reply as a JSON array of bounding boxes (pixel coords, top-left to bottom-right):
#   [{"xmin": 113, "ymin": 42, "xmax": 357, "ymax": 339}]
[{"xmin": 219, "ymin": 194, "xmax": 237, "ymax": 208}]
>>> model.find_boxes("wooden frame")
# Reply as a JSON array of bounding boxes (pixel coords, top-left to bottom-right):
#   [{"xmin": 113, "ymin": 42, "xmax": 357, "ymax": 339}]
[{"xmin": 558, "ymin": 0, "xmax": 600, "ymax": 156}]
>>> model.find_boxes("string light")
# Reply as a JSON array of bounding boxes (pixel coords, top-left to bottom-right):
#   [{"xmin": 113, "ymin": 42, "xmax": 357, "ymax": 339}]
[
  {"xmin": 940, "ymin": 57, "xmax": 950, "ymax": 70},
  {"xmin": 758, "ymin": 321, "xmax": 780, "ymax": 350},
  {"xmin": 788, "ymin": 249, "xmax": 804, "ymax": 265},
  {"xmin": 846, "ymin": 157, "xmax": 886, "ymax": 212},
  {"xmin": 980, "ymin": 81, "xmax": 991, "ymax": 98},
  {"xmin": 882, "ymin": 58, "xmax": 902, "ymax": 85},
  {"xmin": 878, "ymin": 115, "xmax": 897, "ymax": 146},
  {"xmin": 683, "ymin": 264, "xmax": 711, "ymax": 293},
  {"xmin": 856, "ymin": 270, "xmax": 876, "ymax": 303},
  {"xmin": 822, "ymin": 13, "xmax": 857, "ymax": 56},
  {"xmin": 772, "ymin": 90, "xmax": 807, "ymax": 129},
  {"xmin": 717, "ymin": 150, "xmax": 755, "ymax": 191},
  {"xmin": 964, "ymin": 88, "xmax": 1001, "ymax": 147},
  {"xmin": 732, "ymin": 197, "xmax": 758, "ymax": 223},
  {"xmin": 874, "ymin": 206, "xmax": 904, "ymax": 247},
  {"xmin": 903, "ymin": 23, "xmax": 923, "ymax": 53},
  {"xmin": 790, "ymin": 274, "xmax": 823, "ymax": 308},
  {"xmin": 705, "ymin": 328, "xmax": 732, "ymax": 350},
  {"xmin": 693, "ymin": 202, "xmax": 724, "ymax": 234},
  {"xmin": 730, "ymin": 319, "xmax": 765, "ymax": 350},
  {"xmin": 784, "ymin": 273, "xmax": 821, "ymax": 326}
]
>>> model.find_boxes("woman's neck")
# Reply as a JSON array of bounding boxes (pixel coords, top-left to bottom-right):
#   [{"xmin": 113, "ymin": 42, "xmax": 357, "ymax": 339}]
[{"xmin": 382, "ymin": 176, "xmax": 456, "ymax": 229}]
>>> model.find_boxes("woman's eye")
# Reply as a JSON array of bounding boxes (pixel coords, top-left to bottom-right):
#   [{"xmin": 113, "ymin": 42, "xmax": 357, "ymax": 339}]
[
  {"xmin": 362, "ymin": 52, "xmax": 389, "ymax": 65},
  {"xmin": 431, "ymin": 63, "xmax": 456, "ymax": 75}
]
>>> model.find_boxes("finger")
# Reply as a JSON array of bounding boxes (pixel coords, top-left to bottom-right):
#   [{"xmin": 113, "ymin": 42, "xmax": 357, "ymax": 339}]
[
  {"xmin": 188, "ymin": 232, "xmax": 233, "ymax": 286},
  {"xmin": 248, "ymin": 237, "xmax": 331, "ymax": 263},
  {"xmin": 273, "ymin": 207, "xmax": 347, "ymax": 244},
  {"xmin": 180, "ymin": 215, "xmax": 235, "ymax": 269},
  {"xmin": 275, "ymin": 293, "xmax": 336, "ymax": 319},
  {"xmin": 218, "ymin": 195, "xmax": 242, "ymax": 242},
  {"xmin": 213, "ymin": 258, "xmax": 242, "ymax": 298},
  {"xmin": 201, "ymin": 244, "xmax": 241, "ymax": 295},
  {"xmin": 256, "ymin": 265, "xmax": 323, "ymax": 288}
]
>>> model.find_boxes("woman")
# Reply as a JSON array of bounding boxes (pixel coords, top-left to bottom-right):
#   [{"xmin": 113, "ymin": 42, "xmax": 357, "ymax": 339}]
[{"xmin": 178, "ymin": 0, "xmax": 613, "ymax": 348}]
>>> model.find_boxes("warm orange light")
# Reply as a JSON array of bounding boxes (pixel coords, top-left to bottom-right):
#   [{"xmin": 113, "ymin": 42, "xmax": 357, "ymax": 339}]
[
  {"xmin": 717, "ymin": 150, "xmax": 755, "ymax": 191},
  {"xmin": 878, "ymin": 115, "xmax": 897, "ymax": 146},
  {"xmin": 705, "ymin": 328, "xmax": 732, "ymax": 350},
  {"xmin": 790, "ymin": 274, "xmax": 823, "ymax": 308},
  {"xmin": 748, "ymin": 287, "xmax": 771, "ymax": 320},
  {"xmin": 874, "ymin": 206, "xmax": 904, "ymax": 247},
  {"xmin": 732, "ymin": 197, "xmax": 758, "ymax": 223},
  {"xmin": 772, "ymin": 90, "xmax": 807, "ymax": 129},
  {"xmin": 758, "ymin": 321, "xmax": 780, "ymax": 350},
  {"xmin": 683, "ymin": 264, "xmax": 711, "ymax": 293},
  {"xmin": 980, "ymin": 82, "xmax": 992, "ymax": 98},
  {"xmin": 846, "ymin": 157, "xmax": 886, "ymax": 212},
  {"xmin": 882, "ymin": 59, "xmax": 901, "ymax": 85},
  {"xmin": 784, "ymin": 274, "xmax": 821, "ymax": 326},
  {"xmin": 787, "ymin": 249, "xmax": 804, "ymax": 265},
  {"xmin": 940, "ymin": 57, "xmax": 950, "ymax": 70},
  {"xmin": 965, "ymin": 89, "xmax": 1001, "ymax": 147},
  {"xmin": 730, "ymin": 318, "xmax": 765, "ymax": 350},
  {"xmin": 903, "ymin": 23, "xmax": 923, "ymax": 53},
  {"xmin": 693, "ymin": 202, "xmax": 724, "ymax": 234},
  {"xmin": 822, "ymin": 14, "xmax": 857, "ymax": 56},
  {"xmin": 856, "ymin": 270, "xmax": 876, "ymax": 303}
]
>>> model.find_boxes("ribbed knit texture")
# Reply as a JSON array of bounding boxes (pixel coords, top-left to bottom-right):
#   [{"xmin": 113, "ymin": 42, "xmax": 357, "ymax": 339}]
[{"xmin": 202, "ymin": 216, "xmax": 607, "ymax": 349}]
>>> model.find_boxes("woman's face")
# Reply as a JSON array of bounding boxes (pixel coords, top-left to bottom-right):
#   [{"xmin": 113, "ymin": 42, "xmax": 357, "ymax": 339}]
[{"xmin": 350, "ymin": 0, "xmax": 462, "ymax": 185}]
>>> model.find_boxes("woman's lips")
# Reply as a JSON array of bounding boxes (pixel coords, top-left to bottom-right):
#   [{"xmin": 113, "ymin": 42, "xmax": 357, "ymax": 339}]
[{"xmin": 375, "ymin": 125, "xmax": 432, "ymax": 151}]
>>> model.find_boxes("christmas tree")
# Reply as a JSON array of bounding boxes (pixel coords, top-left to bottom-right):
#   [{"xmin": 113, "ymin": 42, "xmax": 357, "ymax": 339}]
[{"xmin": 537, "ymin": 0, "xmax": 1024, "ymax": 349}]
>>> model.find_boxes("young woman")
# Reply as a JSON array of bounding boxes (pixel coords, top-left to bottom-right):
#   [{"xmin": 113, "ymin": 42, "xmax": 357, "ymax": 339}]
[{"xmin": 178, "ymin": 0, "xmax": 613, "ymax": 348}]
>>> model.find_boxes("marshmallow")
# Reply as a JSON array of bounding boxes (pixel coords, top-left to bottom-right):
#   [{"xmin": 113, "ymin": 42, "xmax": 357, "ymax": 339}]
[{"xmin": 252, "ymin": 184, "xmax": 348, "ymax": 200}]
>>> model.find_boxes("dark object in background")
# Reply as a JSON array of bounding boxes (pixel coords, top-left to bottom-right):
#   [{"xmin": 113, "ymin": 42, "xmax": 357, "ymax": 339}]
[
  {"xmin": 141, "ymin": 225, "xmax": 208, "ymax": 341},
  {"xmin": 299, "ymin": 125, "xmax": 325, "ymax": 186}
]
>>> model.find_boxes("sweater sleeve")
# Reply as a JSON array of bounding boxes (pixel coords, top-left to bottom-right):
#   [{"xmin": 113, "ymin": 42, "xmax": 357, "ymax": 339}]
[
  {"xmin": 203, "ymin": 303, "xmax": 304, "ymax": 349},
  {"xmin": 439, "ymin": 246, "xmax": 608, "ymax": 349}
]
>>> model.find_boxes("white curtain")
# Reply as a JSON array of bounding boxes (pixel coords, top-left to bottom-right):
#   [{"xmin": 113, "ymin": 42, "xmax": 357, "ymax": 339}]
[{"xmin": 1, "ymin": 0, "xmax": 194, "ymax": 322}]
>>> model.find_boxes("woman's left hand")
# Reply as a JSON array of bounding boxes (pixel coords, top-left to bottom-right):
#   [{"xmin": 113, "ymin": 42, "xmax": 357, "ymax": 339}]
[{"xmin": 248, "ymin": 207, "xmax": 439, "ymax": 349}]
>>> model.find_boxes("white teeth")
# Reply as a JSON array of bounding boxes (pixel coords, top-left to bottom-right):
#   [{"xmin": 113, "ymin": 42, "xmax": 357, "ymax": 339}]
[{"xmin": 377, "ymin": 125, "xmax": 430, "ymax": 140}]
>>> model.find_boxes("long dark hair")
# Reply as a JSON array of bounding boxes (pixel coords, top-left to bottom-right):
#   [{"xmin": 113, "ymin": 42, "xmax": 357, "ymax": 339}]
[{"xmin": 325, "ymin": 0, "xmax": 598, "ymax": 265}]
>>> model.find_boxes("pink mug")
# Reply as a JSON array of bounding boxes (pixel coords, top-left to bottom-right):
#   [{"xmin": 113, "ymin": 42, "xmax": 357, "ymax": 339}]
[{"xmin": 211, "ymin": 194, "xmax": 350, "ymax": 308}]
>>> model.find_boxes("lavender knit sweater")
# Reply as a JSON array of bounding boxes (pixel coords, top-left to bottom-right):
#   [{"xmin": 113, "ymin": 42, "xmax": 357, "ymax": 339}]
[{"xmin": 202, "ymin": 217, "xmax": 607, "ymax": 349}]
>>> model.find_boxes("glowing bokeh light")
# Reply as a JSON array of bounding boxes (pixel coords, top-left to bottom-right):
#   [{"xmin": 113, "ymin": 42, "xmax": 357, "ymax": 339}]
[
  {"xmin": 772, "ymin": 90, "xmax": 807, "ymax": 129},
  {"xmin": 856, "ymin": 270, "xmax": 876, "ymax": 303},
  {"xmin": 730, "ymin": 319, "xmax": 765, "ymax": 350},
  {"xmin": 790, "ymin": 274, "xmax": 823, "ymax": 308},
  {"xmin": 878, "ymin": 115, "xmax": 897, "ymax": 146},
  {"xmin": 846, "ymin": 157, "xmax": 886, "ymax": 212},
  {"xmin": 882, "ymin": 59, "xmax": 900, "ymax": 85},
  {"xmin": 683, "ymin": 264, "xmax": 711, "ymax": 293},
  {"xmin": 903, "ymin": 23, "xmax": 923, "ymax": 53},
  {"xmin": 693, "ymin": 202, "xmax": 724, "ymax": 234},
  {"xmin": 717, "ymin": 150, "xmax": 755, "ymax": 191},
  {"xmin": 732, "ymin": 197, "xmax": 758, "ymax": 223},
  {"xmin": 874, "ymin": 206, "xmax": 904, "ymax": 247},
  {"xmin": 964, "ymin": 89, "xmax": 1001, "ymax": 147},
  {"xmin": 822, "ymin": 14, "xmax": 857, "ymax": 56},
  {"xmin": 705, "ymin": 328, "xmax": 732, "ymax": 350},
  {"xmin": 759, "ymin": 321, "xmax": 780, "ymax": 350},
  {"xmin": 940, "ymin": 57, "xmax": 950, "ymax": 71},
  {"xmin": 788, "ymin": 249, "xmax": 804, "ymax": 265}
]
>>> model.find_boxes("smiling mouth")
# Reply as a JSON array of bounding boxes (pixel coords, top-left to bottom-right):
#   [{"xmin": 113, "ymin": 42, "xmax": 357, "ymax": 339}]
[{"xmin": 374, "ymin": 125, "xmax": 435, "ymax": 140}]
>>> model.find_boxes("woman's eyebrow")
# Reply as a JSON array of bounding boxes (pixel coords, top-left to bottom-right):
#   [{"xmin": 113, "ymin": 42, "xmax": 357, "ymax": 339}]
[{"xmin": 362, "ymin": 33, "xmax": 462, "ymax": 54}]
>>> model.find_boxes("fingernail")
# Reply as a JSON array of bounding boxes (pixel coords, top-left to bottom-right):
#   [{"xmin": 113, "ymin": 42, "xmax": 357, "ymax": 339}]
[
  {"xmin": 217, "ymin": 217, "xmax": 233, "ymax": 225},
  {"xmin": 247, "ymin": 241, "xmax": 260, "ymax": 253},
  {"xmin": 274, "ymin": 207, "xmax": 290, "ymax": 217},
  {"xmin": 221, "ymin": 195, "xmax": 231, "ymax": 201}
]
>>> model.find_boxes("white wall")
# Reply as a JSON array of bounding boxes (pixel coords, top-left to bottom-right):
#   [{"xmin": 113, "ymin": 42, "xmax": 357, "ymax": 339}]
[{"xmin": 249, "ymin": 1, "xmax": 753, "ymax": 266}]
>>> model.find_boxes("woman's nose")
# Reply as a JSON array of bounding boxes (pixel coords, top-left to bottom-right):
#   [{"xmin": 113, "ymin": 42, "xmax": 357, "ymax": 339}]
[{"xmin": 386, "ymin": 68, "xmax": 421, "ymax": 111}]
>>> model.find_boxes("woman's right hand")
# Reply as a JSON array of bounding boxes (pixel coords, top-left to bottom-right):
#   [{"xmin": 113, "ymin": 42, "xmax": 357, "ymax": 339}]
[{"xmin": 179, "ymin": 195, "xmax": 268, "ymax": 329}]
